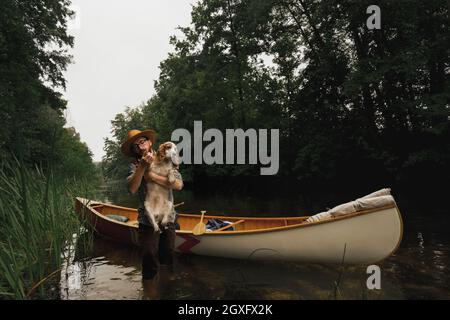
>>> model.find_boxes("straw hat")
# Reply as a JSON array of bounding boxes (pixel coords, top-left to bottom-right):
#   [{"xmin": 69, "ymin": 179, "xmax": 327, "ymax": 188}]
[{"xmin": 121, "ymin": 129, "xmax": 156, "ymax": 157}]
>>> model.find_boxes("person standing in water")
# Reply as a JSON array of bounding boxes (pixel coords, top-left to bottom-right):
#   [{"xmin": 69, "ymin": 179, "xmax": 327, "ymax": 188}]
[{"xmin": 121, "ymin": 129, "xmax": 183, "ymax": 298}]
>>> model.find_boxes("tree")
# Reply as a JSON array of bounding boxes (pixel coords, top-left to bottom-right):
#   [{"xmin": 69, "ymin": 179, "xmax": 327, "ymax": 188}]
[
  {"xmin": 104, "ymin": 0, "xmax": 449, "ymax": 196},
  {"xmin": 0, "ymin": 0, "xmax": 74, "ymax": 162}
]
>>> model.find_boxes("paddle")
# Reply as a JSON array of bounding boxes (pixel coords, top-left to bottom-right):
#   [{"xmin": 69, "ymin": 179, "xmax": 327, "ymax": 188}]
[{"xmin": 192, "ymin": 210, "xmax": 207, "ymax": 235}]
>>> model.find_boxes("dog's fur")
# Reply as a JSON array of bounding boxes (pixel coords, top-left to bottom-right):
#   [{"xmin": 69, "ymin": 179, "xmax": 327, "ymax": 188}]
[{"xmin": 144, "ymin": 142, "xmax": 180, "ymax": 233}]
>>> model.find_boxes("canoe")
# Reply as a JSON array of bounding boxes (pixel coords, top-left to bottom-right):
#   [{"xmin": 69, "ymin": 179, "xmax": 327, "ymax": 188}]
[{"xmin": 74, "ymin": 197, "xmax": 403, "ymax": 264}]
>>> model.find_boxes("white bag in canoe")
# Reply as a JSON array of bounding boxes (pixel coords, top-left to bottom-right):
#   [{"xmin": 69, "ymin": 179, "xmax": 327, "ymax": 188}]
[{"xmin": 306, "ymin": 188, "xmax": 394, "ymax": 223}]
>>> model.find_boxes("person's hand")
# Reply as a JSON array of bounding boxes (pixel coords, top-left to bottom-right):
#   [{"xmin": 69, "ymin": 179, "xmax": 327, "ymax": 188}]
[{"xmin": 140, "ymin": 150, "xmax": 154, "ymax": 167}]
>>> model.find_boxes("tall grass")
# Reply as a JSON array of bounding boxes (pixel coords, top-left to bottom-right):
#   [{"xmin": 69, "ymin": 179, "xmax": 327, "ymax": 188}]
[{"xmin": 0, "ymin": 158, "xmax": 97, "ymax": 299}]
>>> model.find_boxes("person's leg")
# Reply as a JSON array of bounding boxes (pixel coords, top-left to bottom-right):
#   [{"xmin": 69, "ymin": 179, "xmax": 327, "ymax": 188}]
[
  {"xmin": 158, "ymin": 222, "xmax": 176, "ymax": 282},
  {"xmin": 138, "ymin": 224, "xmax": 160, "ymax": 280},
  {"xmin": 142, "ymin": 278, "xmax": 160, "ymax": 300},
  {"xmin": 156, "ymin": 223, "xmax": 176, "ymax": 297},
  {"xmin": 158, "ymin": 222, "xmax": 175, "ymax": 267}
]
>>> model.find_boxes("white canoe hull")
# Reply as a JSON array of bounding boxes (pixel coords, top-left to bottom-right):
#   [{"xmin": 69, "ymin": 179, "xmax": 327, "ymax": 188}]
[{"xmin": 174, "ymin": 205, "xmax": 403, "ymax": 264}]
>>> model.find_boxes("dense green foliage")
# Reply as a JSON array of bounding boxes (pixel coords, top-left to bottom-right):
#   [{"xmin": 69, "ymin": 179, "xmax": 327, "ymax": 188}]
[
  {"xmin": 0, "ymin": 0, "xmax": 97, "ymax": 178},
  {"xmin": 104, "ymin": 0, "xmax": 449, "ymax": 194}
]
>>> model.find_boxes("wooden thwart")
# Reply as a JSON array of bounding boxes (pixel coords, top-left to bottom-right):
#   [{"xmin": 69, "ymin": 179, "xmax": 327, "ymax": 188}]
[{"xmin": 214, "ymin": 219, "xmax": 245, "ymax": 232}]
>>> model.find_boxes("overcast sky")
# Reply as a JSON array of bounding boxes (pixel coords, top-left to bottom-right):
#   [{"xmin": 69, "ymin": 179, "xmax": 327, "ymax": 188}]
[{"xmin": 64, "ymin": 0, "xmax": 195, "ymax": 162}]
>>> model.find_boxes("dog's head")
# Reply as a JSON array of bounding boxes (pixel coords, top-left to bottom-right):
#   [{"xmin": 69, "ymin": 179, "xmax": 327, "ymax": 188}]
[{"xmin": 156, "ymin": 142, "xmax": 180, "ymax": 167}]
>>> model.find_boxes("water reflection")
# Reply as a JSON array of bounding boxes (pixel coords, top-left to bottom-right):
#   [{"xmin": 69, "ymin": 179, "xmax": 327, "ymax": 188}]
[{"xmin": 61, "ymin": 190, "xmax": 450, "ymax": 299}]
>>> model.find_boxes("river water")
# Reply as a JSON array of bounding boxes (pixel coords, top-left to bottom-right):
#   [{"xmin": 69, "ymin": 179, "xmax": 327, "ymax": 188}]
[{"xmin": 59, "ymin": 189, "xmax": 450, "ymax": 300}]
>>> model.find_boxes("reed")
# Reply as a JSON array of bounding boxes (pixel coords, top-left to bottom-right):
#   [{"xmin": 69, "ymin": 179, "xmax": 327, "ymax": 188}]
[
  {"xmin": 332, "ymin": 243, "xmax": 347, "ymax": 299},
  {"xmin": 0, "ymin": 158, "xmax": 97, "ymax": 299}
]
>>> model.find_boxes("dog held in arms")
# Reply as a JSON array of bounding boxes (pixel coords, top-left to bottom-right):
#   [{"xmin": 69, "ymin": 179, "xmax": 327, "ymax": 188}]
[{"xmin": 144, "ymin": 142, "xmax": 181, "ymax": 233}]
